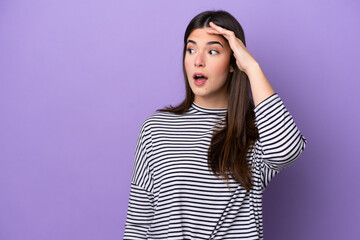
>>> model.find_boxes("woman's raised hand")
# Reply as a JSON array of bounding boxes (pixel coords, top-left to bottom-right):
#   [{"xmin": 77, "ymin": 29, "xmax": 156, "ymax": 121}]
[
  {"xmin": 207, "ymin": 21, "xmax": 275, "ymax": 106},
  {"xmin": 206, "ymin": 22, "xmax": 257, "ymax": 74}
]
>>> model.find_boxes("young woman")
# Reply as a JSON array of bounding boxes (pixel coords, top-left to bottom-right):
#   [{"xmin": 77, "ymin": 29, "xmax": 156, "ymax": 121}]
[{"xmin": 124, "ymin": 10, "xmax": 306, "ymax": 240}]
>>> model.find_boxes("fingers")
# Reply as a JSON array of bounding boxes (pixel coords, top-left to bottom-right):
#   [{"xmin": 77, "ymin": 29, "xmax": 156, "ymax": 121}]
[
  {"xmin": 206, "ymin": 28, "xmax": 220, "ymax": 34},
  {"xmin": 207, "ymin": 22, "xmax": 234, "ymax": 39}
]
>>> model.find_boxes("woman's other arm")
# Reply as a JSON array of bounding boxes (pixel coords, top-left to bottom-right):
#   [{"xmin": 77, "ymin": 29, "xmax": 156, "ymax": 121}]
[{"xmin": 123, "ymin": 122, "xmax": 154, "ymax": 239}]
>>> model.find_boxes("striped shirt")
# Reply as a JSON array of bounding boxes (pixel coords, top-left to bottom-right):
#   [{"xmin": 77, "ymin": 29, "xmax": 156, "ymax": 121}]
[{"xmin": 124, "ymin": 93, "xmax": 306, "ymax": 239}]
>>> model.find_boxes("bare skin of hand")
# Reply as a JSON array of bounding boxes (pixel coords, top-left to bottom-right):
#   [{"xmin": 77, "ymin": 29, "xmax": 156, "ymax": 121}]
[
  {"xmin": 206, "ymin": 21, "xmax": 275, "ymax": 106},
  {"xmin": 206, "ymin": 21, "xmax": 257, "ymax": 74}
]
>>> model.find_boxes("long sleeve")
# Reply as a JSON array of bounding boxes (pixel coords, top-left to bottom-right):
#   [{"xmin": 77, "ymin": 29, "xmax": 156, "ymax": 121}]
[
  {"xmin": 123, "ymin": 121, "xmax": 154, "ymax": 239},
  {"xmin": 252, "ymin": 93, "xmax": 307, "ymax": 188}
]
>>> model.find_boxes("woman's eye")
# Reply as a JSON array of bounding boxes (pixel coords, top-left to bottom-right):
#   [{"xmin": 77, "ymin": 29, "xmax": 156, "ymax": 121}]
[
  {"xmin": 209, "ymin": 50, "xmax": 219, "ymax": 55},
  {"xmin": 187, "ymin": 48, "xmax": 195, "ymax": 54}
]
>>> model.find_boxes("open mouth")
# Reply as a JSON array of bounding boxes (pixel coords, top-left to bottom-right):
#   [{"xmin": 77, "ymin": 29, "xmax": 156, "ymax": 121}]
[
  {"xmin": 193, "ymin": 73, "xmax": 208, "ymax": 81},
  {"xmin": 193, "ymin": 73, "xmax": 208, "ymax": 86}
]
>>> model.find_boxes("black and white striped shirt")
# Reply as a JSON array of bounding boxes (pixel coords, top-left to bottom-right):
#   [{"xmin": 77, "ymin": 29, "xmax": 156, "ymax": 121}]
[{"xmin": 124, "ymin": 93, "xmax": 306, "ymax": 239}]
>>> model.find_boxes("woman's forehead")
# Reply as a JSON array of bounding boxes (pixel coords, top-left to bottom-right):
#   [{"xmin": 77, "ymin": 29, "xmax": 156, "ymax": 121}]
[{"xmin": 187, "ymin": 28, "xmax": 228, "ymax": 46}]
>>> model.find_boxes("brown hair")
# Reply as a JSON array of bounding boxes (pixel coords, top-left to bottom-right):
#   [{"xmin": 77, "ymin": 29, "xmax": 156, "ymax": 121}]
[{"xmin": 157, "ymin": 10, "xmax": 258, "ymax": 190}]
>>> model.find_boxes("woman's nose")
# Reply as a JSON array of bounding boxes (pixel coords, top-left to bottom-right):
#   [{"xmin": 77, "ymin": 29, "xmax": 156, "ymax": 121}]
[{"xmin": 194, "ymin": 52, "xmax": 205, "ymax": 67}]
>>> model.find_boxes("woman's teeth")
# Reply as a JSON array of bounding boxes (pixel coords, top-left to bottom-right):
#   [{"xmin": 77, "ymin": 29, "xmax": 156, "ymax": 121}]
[{"xmin": 195, "ymin": 75, "xmax": 207, "ymax": 80}]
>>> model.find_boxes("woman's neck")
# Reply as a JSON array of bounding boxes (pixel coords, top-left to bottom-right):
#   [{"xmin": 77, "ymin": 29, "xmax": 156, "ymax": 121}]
[{"xmin": 193, "ymin": 95, "xmax": 228, "ymax": 109}]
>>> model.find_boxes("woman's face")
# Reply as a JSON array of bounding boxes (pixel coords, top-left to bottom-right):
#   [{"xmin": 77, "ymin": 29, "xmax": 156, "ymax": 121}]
[{"xmin": 184, "ymin": 27, "xmax": 234, "ymax": 108}]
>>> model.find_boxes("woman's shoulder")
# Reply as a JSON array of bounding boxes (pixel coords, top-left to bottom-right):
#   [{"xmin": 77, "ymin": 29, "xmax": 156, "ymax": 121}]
[{"xmin": 139, "ymin": 111, "xmax": 185, "ymax": 130}]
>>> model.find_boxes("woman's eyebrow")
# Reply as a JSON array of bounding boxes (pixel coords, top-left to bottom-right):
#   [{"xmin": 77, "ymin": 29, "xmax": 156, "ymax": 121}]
[{"xmin": 187, "ymin": 39, "xmax": 224, "ymax": 48}]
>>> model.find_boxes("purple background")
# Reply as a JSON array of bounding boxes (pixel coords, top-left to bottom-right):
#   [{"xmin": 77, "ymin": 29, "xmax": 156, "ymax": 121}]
[{"xmin": 1, "ymin": 0, "xmax": 359, "ymax": 239}]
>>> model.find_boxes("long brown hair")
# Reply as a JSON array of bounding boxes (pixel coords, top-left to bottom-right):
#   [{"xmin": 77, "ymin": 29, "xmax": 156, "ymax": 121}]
[{"xmin": 157, "ymin": 10, "xmax": 258, "ymax": 190}]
